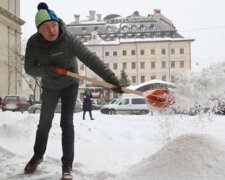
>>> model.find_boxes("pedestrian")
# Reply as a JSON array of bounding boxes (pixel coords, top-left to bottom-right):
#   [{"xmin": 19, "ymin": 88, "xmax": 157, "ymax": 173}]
[
  {"xmin": 82, "ymin": 89, "xmax": 94, "ymax": 120},
  {"xmin": 24, "ymin": 2, "xmax": 123, "ymax": 180},
  {"xmin": 0, "ymin": 96, "xmax": 2, "ymax": 109},
  {"xmin": 28, "ymin": 97, "xmax": 33, "ymax": 106}
]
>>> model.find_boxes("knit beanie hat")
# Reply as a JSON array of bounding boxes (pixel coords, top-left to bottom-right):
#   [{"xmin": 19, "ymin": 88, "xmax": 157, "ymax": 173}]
[{"xmin": 35, "ymin": 2, "xmax": 59, "ymax": 28}]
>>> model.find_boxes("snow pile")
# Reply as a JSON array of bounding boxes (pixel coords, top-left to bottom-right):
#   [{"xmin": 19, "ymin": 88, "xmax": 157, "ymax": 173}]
[
  {"xmin": 113, "ymin": 134, "xmax": 225, "ymax": 180},
  {"xmin": 173, "ymin": 61, "xmax": 225, "ymax": 110}
]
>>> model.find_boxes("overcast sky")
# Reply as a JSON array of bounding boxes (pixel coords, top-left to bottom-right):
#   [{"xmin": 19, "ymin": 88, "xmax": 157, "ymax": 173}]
[{"xmin": 20, "ymin": 0, "xmax": 225, "ymax": 72}]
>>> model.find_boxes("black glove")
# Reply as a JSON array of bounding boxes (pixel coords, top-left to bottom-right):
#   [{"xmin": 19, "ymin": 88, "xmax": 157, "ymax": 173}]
[{"xmin": 106, "ymin": 75, "xmax": 124, "ymax": 93}]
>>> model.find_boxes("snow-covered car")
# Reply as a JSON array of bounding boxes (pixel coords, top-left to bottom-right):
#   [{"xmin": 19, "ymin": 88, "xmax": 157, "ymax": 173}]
[
  {"xmin": 100, "ymin": 93, "xmax": 150, "ymax": 115},
  {"xmin": 28, "ymin": 98, "xmax": 82, "ymax": 114}
]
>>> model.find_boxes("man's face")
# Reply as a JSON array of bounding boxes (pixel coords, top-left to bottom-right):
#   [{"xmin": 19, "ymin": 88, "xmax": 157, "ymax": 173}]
[{"xmin": 38, "ymin": 21, "xmax": 59, "ymax": 41}]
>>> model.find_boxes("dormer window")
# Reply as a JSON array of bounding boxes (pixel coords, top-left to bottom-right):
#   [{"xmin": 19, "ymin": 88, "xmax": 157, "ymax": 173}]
[
  {"xmin": 106, "ymin": 26, "xmax": 112, "ymax": 32},
  {"xmin": 94, "ymin": 26, "xmax": 99, "ymax": 31},
  {"xmin": 82, "ymin": 27, "xmax": 86, "ymax": 32}
]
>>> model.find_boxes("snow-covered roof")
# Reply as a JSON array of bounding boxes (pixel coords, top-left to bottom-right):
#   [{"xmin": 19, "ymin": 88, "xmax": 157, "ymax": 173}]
[
  {"xmin": 128, "ymin": 79, "xmax": 176, "ymax": 92},
  {"xmin": 66, "ymin": 10, "xmax": 187, "ymax": 43}
]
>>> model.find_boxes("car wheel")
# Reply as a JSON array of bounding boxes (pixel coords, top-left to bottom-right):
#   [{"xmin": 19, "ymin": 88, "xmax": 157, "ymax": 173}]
[
  {"xmin": 109, "ymin": 109, "xmax": 116, "ymax": 115},
  {"xmin": 34, "ymin": 108, "xmax": 41, "ymax": 114},
  {"xmin": 139, "ymin": 110, "xmax": 148, "ymax": 115},
  {"xmin": 20, "ymin": 108, "xmax": 24, "ymax": 113}
]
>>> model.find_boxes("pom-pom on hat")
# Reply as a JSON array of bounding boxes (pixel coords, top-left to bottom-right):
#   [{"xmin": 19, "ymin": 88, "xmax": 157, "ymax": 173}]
[{"xmin": 35, "ymin": 2, "xmax": 59, "ymax": 28}]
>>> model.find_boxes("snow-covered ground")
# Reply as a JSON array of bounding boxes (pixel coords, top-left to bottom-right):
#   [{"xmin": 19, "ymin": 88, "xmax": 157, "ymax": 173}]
[
  {"xmin": 0, "ymin": 110, "xmax": 225, "ymax": 180},
  {"xmin": 1, "ymin": 61, "xmax": 225, "ymax": 180}
]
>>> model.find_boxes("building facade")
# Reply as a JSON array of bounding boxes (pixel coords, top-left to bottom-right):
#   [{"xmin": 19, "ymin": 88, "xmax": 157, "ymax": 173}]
[
  {"xmin": 0, "ymin": 0, "xmax": 24, "ymax": 97},
  {"xmin": 67, "ymin": 9, "xmax": 194, "ymax": 90}
]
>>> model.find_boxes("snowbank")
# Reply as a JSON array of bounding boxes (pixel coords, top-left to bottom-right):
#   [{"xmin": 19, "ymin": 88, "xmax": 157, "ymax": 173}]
[{"xmin": 113, "ymin": 134, "xmax": 225, "ymax": 180}]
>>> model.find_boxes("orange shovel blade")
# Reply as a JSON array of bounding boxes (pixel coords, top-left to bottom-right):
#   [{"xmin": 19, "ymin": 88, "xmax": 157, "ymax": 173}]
[{"xmin": 144, "ymin": 89, "xmax": 175, "ymax": 109}]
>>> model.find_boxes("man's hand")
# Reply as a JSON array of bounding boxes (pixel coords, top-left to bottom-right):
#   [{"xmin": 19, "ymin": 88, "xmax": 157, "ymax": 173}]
[{"xmin": 107, "ymin": 75, "xmax": 124, "ymax": 93}]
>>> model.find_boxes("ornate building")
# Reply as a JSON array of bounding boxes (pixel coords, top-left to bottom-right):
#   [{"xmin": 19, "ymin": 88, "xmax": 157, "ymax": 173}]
[
  {"xmin": 0, "ymin": 0, "xmax": 24, "ymax": 97},
  {"xmin": 67, "ymin": 9, "xmax": 194, "ymax": 90}
]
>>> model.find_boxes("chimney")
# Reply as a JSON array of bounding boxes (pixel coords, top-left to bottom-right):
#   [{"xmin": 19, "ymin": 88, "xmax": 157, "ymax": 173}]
[
  {"xmin": 74, "ymin": 15, "xmax": 80, "ymax": 24},
  {"xmin": 153, "ymin": 9, "xmax": 161, "ymax": 14},
  {"xmin": 97, "ymin": 14, "xmax": 102, "ymax": 21},
  {"xmin": 89, "ymin": 10, "xmax": 96, "ymax": 21}
]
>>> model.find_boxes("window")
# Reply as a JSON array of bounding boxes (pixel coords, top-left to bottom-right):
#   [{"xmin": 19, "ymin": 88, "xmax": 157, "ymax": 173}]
[
  {"xmin": 105, "ymin": 52, "xmax": 109, "ymax": 56},
  {"xmin": 123, "ymin": 62, "xmax": 127, "ymax": 69},
  {"xmin": 82, "ymin": 27, "xmax": 86, "ymax": 32},
  {"xmin": 141, "ymin": 76, "xmax": 145, "ymax": 83},
  {"xmin": 180, "ymin": 48, "xmax": 184, "ymax": 54},
  {"xmin": 132, "ymin": 76, "xmax": 136, "ymax": 83},
  {"xmin": 171, "ymin": 75, "xmax": 176, "ymax": 82},
  {"xmin": 151, "ymin": 49, "xmax": 155, "ymax": 55},
  {"xmin": 151, "ymin": 75, "xmax": 156, "ymax": 80},
  {"xmin": 80, "ymin": 80, "xmax": 84, "ymax": 85},
  {"xmin": 162, "ymin": 61, "xmax": 166, "ymax": 68},
  {"xmin": 132, "ymin": 62, "xmax": 136, "ymax": 69},
  {"xmin": 140, "ymin": 62, "xmax": 145, "ymax": 69},
  {"xmin": 151, "ymin": 62, "xmax": 155, "ymax": 69},
  {"xmin": 180, "ymin": 61, "xmax": 184, "ymax": 68},
  {"xmin": 132, "ymin": 98, "xmax": 146, "ymax": 104},
  {"xmin": 120, "ymin": 99, "xmax": 129, "ymax": 105},
  {"xmin": 131, "ymin": 50, "xmax": 135, "ymax": 55},
  {"xmin": 113, "ymin": 51, "xmax": 117, "ymax": 56},
  {"xmin": 122, "ymin": 50, "xmax": 127, "ymax": 56},
  {"xmin": 162, "ymin": 75, "xmax": 166, "ymax": 81},
  {"xmin": 161, "ymin": 49, "xmax": 166, "ymax": 54},
  {"xmin": 80, "ymin": 64, "xmax": 84, "ymax": 70},
  {"xmin": 94, "ymin": 26, "xmax": 98, "ymax": 31},
  {"xmin": 105, "ymin": 63, "xmax": 109, "ymax": 68},
  {"xmin": 171, "ymin": 61, "xmax": 175, "ymax": 68},
  {"xmin": 171, "ymin": 48, "xmax": 175, "ymax": 54},
  {"xmin": 113, "ymin": 63, "xmax": 117, "ymax": 70},
  {"xmin": 140, "ymin": 49, "xmax": 145, "ymax": 55}
]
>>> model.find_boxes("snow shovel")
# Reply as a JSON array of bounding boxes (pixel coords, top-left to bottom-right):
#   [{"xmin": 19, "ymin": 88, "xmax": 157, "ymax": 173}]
[{"xmin": 53, "ymin": 68, "xmax": 175, "ymax": 108}]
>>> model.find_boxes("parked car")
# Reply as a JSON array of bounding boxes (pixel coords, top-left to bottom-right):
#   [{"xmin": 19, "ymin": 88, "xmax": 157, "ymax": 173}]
[
  {"xmin": 28, "ymin": 98, "xmax": 83, "ymax": 114},
  {"xmin": 100, "ymin": 93, "xmax": 150, "ymax": 115},
  {"xmin": 1, "ymin": 95, "xmax": 30, "ymax": 112},
  {"xmin": 108, "ymin": 98, "xmax": 119, "ymax": 104}
]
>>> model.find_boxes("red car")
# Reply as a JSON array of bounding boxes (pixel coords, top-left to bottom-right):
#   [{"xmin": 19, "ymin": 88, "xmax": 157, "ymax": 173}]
[{"xmin": 2, "ymin": 95, "xmax": 30, "ymax": 112}]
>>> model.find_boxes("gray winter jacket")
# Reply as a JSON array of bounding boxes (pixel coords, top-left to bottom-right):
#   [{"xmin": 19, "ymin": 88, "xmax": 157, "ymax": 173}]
[{"xmin": 25, "ymin": 19, "xmax": 115, "ymax": 90}]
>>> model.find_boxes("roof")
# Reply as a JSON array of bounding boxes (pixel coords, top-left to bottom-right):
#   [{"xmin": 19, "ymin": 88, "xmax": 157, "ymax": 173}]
[{"xmin": 66, "ymin": 10, "xmax": 185, "ymax": 43}]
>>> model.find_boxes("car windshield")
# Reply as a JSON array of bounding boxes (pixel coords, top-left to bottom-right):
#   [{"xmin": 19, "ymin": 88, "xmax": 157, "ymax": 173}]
[
  {"xmin": 109, "ymin": 99, "xmax": 119, "ymax": 104},
  {"xmin": 4, "ymin": 96, "xmax": 18, "ymax": 101}
]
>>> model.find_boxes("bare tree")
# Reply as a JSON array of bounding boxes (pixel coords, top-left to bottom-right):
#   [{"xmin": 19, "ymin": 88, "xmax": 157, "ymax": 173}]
[{"xmin": 1, "ymin": 44, "xmax": 42, "ymax": 101}]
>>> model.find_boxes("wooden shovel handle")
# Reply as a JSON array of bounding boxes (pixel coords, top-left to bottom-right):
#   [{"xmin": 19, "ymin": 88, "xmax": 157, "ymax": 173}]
[{"xmin": 66, "ymin": 71, "xmax": 143, "ymax": 96}]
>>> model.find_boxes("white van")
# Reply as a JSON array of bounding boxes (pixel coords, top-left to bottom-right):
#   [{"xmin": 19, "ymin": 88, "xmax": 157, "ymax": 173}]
[{"xmin": 100, "ymin": 93, "xmax": 150, "ymax": 115}]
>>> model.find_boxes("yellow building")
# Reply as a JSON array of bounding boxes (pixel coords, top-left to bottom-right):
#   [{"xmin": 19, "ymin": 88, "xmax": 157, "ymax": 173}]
[{"xmin": 67, "ymin": 9, "xmax": 194, "ymax": 89}]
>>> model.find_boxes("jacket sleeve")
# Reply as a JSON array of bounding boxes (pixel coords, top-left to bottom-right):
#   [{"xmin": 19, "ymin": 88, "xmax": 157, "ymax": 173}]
[
  {"xmin": 24, "ymin": 38, "xmax": 48, "ymax": 77},
  {"xmin": 70, "ymin": 36, "xmax": 115, "ymax": 81}
]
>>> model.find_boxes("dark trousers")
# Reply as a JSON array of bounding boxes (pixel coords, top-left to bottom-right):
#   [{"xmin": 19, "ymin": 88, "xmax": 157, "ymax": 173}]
[
  {"xmin": 83, "ymin": 110, "xmax": 93, "ymax": 119},
  {"xmin": 33, "ymin": 83, "xmax": 78, "ymax": 167}
]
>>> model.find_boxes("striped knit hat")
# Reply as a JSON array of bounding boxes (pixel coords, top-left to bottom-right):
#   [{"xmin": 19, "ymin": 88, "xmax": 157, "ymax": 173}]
[{"xmin": 35, "ymin": 2, "xmax": 59, "ymax": 28}]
